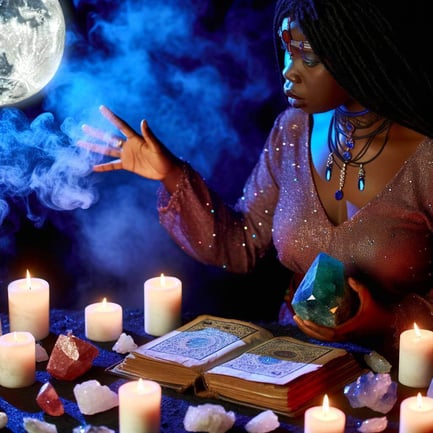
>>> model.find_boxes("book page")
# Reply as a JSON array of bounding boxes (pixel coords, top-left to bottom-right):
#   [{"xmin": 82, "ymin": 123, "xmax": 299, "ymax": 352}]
[
  {"xmin": 205, "ymin": 336, "xmax": 347, "ymax": 385},
  {"xmin": 133, "ymin": 315, "xmax": 273, "ymax": 369}
]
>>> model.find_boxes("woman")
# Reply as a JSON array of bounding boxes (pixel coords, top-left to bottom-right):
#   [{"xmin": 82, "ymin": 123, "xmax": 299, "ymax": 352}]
[{"xmin": 78, "ymin": 0, "xmax": 433, "ymax": 357}]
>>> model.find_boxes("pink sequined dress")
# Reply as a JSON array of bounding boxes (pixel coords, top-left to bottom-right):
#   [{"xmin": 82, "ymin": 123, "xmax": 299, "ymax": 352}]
[{"xmin": 158, "ymin": 107, "xmax": 433, "ymax": 345}]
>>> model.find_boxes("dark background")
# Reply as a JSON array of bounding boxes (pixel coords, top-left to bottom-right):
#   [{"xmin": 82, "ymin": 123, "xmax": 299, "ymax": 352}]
[{"xmin": 0, "ymin": 0, "xmax": 292, "ymax": 320}]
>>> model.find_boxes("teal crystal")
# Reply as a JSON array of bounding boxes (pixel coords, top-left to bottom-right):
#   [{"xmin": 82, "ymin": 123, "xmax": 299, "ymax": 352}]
[{"xmin": 291, "ymin": 252, "xmax": 345, "ymax": 327}]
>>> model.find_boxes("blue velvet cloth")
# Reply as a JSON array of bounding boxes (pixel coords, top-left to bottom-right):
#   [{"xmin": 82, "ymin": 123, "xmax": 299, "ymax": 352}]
[{"xmin": 0, "ymin": 309, "xmax": 403, "ymax": 432}]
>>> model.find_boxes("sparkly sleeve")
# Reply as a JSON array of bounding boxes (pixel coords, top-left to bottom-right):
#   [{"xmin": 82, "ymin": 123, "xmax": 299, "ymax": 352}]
[{"xmin": 157, "ymin": 113, "xmax": 288, "ymax": 273}]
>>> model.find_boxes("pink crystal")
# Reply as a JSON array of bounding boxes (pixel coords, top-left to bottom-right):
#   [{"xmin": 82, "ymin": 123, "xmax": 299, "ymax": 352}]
[
  {"xmin": 46, "ymin": 333, "xmax": 99, "ymax": 380},
  {"xmin": 36, "ymin": 382, "xmax": 64, "ymax": 416}
]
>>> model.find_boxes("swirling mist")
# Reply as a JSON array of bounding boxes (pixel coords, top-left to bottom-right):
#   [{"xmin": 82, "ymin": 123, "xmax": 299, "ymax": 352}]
[{"xmin": 0, "ymin": 0, "xmax": 289, "ymax": 317}]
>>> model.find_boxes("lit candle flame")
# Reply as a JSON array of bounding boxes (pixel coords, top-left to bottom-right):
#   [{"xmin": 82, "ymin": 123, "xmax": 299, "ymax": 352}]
[
  {"xmin": 321, "ymin": 394, "xmax": 330, "ymax": 416},
  {"xmin": 417, "ymin": 392, "xmax": 424, "ymax": 409},
  {"xmin": 137, "ymin": 378, "xmax": 146, "ymax": 394},
  {"xmin": 414, "ymin": 322, "xmax": 421, "ymax": 337},
  {"xmin": 26, "ymin": 269, "xmax": 32, "ymax": 290},
  {"xmin": 160, "ymin": 273, "xmax": 166, "ymax": 287},
  {"xmin": 13, "ymin": 332, "xmax": 18, "ymax": 342}
]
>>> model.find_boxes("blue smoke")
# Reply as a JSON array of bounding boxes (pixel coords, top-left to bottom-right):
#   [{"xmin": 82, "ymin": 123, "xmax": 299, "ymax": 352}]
[{"xmin": 0, "ymin": 0, "xmax": 285, "ymax": 312}]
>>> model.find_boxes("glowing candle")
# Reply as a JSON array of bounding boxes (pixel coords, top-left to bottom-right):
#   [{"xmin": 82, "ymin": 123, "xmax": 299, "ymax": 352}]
[
  {"xmin": 85, "ymin": 297, "xmax": 123, "ymax": 342},
  {"xmin": 8, "ymin": 270, "xmax": 50, "ymax": 340},
  {"xmin": 144, "ymin": 274, "xmax": 182, "ymax": 336},
  {"xmin": 304, "ymin": 394, "xmax": 346, "ymax": 433},
  {"xmin": 0, "ymin": 331, "xmax": 35, "ymax": 388},
  {"xmin": 399, "ymin": 323, "xmax": 433, "ymax": 387},
  {"xmin": 400, "ymin": 393, "xmax": 433, "ymax": 433},
  {"xmin": 119, "ymin": 379, "xmax": 161, "ymax": 433}
]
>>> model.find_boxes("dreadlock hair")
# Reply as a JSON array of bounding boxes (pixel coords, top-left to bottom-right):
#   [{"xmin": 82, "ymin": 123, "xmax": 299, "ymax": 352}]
[{"xmin": 273, "ymin": 0, "xmax": 433, "ymax": 138}]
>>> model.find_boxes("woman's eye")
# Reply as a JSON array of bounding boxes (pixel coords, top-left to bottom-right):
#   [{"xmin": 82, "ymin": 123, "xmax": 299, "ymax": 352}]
[{"xmin": 302, "ymin": 56, "xmax": 321, "ymax": 67}]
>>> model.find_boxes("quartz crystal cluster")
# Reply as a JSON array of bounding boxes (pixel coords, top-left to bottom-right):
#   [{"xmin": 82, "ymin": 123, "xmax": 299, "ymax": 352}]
[
  {"xmin": 344, "ymin": 372, "xmax": 397, "ymax": 414},
  {"xmin": 184, "ymin": 404, "xmax": 280, "ymax": 433}
]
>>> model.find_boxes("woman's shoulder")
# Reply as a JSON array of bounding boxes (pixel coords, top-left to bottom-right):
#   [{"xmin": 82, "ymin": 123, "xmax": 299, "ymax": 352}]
[{"xmin": 274, "ymin": 106, "xmax": 309, "ymax": 127}]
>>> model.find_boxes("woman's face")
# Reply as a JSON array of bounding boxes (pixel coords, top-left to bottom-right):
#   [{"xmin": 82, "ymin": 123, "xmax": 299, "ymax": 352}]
[{"xmin": 279, "ymin": 17, "xmax": 350, "ymax": 114}]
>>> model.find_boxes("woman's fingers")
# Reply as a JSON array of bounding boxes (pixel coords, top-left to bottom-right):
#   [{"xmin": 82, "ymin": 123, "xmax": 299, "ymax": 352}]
[
  {"xmin": 99, "ymin": 105, "xmax": 135, "ymax": 138},
  {"xmin": 76, "ymin": 139, "xmax": 122, "ymax": 158},
  {"xmin": 93, "ymin": 160, "xmax": 123, "ymax": 172}
]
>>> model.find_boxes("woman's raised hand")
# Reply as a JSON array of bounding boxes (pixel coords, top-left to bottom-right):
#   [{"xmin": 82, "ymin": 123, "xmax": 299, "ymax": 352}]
[{"xmin": 77, "ymin": 105, "xmax": 183, "ymax": 192}]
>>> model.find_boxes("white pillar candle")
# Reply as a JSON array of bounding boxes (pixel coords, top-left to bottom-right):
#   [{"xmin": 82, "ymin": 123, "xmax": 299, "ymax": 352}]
[
  {"xmin": 8, "ymin": 271, "xmax": 50, "ymax": 340},
  {"xmin": 399, "ymin": 323, "xmax": 433, "ymax": 387},
  {"xmin": 144, "ymin": 274, "xmax": 182, "ymax": 336},
  {"xmin": 85, "ymin": 298, "xmax": 123, "ymax": 342},
  {"xmin": 119, "ymin": 379, "xmax": 161, "ymax": 433},
  {"xmin": 0, "ymin": 331, "xmax": 35, "ymax": 388},
  {"xmin": 304, "ymin": 395, "xmax": 346, "ymax": 433},
  {"xmin": 399, "ymin": 393, "xmax": 433, "ymax": 433}
]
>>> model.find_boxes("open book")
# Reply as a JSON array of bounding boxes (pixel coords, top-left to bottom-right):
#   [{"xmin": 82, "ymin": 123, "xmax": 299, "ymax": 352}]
[{"xmin": 108, "ymin": 315, "xmax": 364, "ymax": 417}]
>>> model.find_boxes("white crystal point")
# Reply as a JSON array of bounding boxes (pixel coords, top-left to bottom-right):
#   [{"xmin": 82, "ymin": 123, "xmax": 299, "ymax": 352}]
[
  {"xmin": 0, "ymin": 412, "xmax": 8, "ymax": 429},
  {"xmin": 36, "ymin": 343, "xmax": 49, "ymax": 362},
  {"xmin": 184, "ymin": 403, "xmax": 236, "ymax": 433},
  {"xmin": 23, "ymin": 417, "xmax": 58, "ymax": 433},
  {"xmin": 245, "ymin": 410, "xmax": 280, "ymax": 433},
  {"xmin": 73, "ymin": 380, "xmax": 118, "ymax": 415},
  {"xmin": 112, "ymin": 333, "xmax": 138, "ymax": 354},
  {"xmin": 357, "ymin": 416, "xmax": 388, "ymax": 432}
]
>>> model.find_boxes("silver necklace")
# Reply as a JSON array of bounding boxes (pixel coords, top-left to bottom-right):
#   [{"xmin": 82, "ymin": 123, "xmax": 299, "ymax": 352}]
[{"xmin": 325, "ymin": 107, "xmax": 392, "ymax": 200}]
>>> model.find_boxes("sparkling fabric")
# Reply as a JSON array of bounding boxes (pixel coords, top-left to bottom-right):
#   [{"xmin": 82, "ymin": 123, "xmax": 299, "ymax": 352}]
[{"xmin": 158, "ymin": 107, "xmax": 433, "ymax": 346}]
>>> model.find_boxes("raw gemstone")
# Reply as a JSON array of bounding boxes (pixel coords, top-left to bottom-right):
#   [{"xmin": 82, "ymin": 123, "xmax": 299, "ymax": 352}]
[
  {"xmin": 0, "ymin": 412, "xmax": 7, "ymax": 429},
  {"xmin": 183, "ymin": 404, "xmax": 235, "ymax": 433},
  {"xmin": 344, "ymin": 372, "xmax": 397, "ymax": 414},
  {"xmin": 291, "ymin": 252, "xmax": 345, "ymax": 327},
  {"xmin": 364, "ymin": 351, "xmax": 392, "ymax": 374},
  {"xmin": 36, "ymin": 343, "xmax": 49, "ymax": 362},
  {"xmin": 36, "ymin": 382, "xmax": 64, "ymax": 416},
  {"xmin": 357, "ymin": 417, "xmax": 388, "ymax": 432},
  {"xmin": 46, "ymin": 333, "xmax": 99, "ymax": 380},
  {"xmin": 112, "ymin": 333, "xmax": 137, "ymax": 354},
  {"xmin": 23, "ymin": 417, "xmax": 57, "ymax": 433},
  {"xmin": 73, "ymin": 379, "xmax": 118, "ymax": 415},
  {"xmin": 245, "ymin": 410, "xmax": 280, "ymax": 433}
]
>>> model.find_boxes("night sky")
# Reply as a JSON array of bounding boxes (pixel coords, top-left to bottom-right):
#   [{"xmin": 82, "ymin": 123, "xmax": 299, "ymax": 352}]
[{"xmin": 0, "ymin": 0, "xmax": 292, "ymax": 320}]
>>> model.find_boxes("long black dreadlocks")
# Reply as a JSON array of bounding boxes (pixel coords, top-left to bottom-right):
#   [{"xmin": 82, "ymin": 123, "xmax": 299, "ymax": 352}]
[{"xmin": 273, "ymin": 0, "xmax": 433, "ymax": 138}]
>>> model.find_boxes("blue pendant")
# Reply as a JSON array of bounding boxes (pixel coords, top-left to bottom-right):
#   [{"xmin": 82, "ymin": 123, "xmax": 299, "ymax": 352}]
[
  {"xmin": 325, "ymin": 166, "xmax": 332, "ymax": 182},
  {"xmin": 335, "ymin": 190, "xmax": 344, "ymax": 200},
  {"xmin": 358, "ymin": 177, "xmax": 365, "ymax": 191}
]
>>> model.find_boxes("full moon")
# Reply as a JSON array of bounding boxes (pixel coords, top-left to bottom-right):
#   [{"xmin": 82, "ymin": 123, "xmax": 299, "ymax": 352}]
[{"xmin": 0, "ymin": 0, "xmax": 65, "ymax": 106}]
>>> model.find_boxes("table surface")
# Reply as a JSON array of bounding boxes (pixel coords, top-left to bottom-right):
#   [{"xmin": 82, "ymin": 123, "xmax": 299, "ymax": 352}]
[{"xmin": 0, "ymin": 309, "xmax": 422, "ymax": 433}]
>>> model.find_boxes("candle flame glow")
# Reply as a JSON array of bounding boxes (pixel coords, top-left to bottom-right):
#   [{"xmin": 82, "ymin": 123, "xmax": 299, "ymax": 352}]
[
  {"xmin": 13, "ymin": 332, "xmax": 19, "ymax": 342},
  {"xmin": 414, "ymin": 322, "xmax": 421, "ymax": 337},
  {"xmin": 321, "ymin": 394, "xmax": 330, "ymax": 415},
  {"xmin": 26, "ymin": 269, "xmax": 32, "ymax": 290},
  {"xmin": 417, "ymin": 392, "xmax": 424, "ymax": 408},
  {"xmin": 160, "ymin": 273, "xmax": 166, "ymax": 287},
  {"xmin": 137, "ymin": 378, "xmax": 148, "ymax": 394}
]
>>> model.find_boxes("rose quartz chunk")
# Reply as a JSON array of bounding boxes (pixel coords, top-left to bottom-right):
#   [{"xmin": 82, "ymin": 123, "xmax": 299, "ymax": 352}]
[
  {"xmin": 46, "ymin": 333, "xmax": 99, "ymax": 380},
  {"xmin": 36, "ymin": 382, "xmax": 64, "ymax": 416}
]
